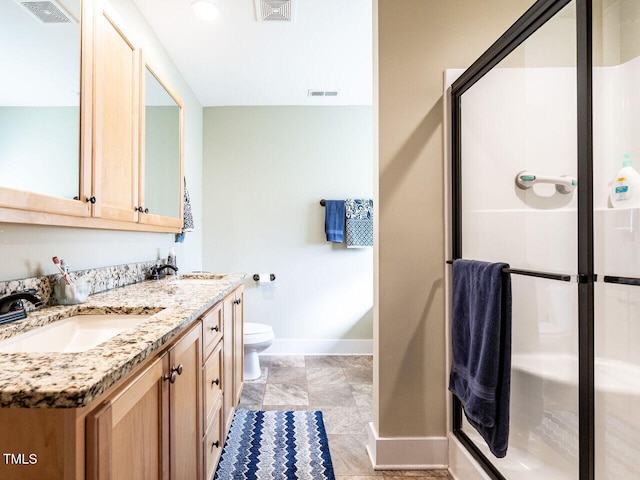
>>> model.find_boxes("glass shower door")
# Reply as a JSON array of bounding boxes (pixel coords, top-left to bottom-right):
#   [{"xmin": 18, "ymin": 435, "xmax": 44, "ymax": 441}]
[
  {"xmin": 456, "ymin": 2, "xmax": 579, "ymax": 479},
  {"xmin": 593, "ymin": 1, "xmax": 640, "ymax": 478}
]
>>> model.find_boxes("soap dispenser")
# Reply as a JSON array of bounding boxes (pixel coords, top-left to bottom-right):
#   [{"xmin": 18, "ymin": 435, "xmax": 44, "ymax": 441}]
[
  {"xmin": 167, "ymin": 247, "xmax": 177, "ymax": 275},
  {"xmin": 611, "ymin": 153, "xmax": 640, "ymax": 208}
]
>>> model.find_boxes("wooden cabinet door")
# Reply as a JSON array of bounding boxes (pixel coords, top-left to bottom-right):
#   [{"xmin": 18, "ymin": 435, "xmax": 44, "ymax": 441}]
[
  {"xmin": 203, "ymin": 340, "xmax": 223, "ymax": 431},
  {"xmin": 203, "ymin": 398, "xmax": 224, "ymax": 480},
  {"xmin": 222, "ymin": 287, "xmax": 245, "ymax": 433},
  {"xmin": 222, "ymin": 294, "xmax": 234, "ymax": 433},
  {"xmin": 168, "ymin": 323, "xmax": 202, "ymax": 480},
  {"xmin": 233, "ymin": 287, "xmax": 244, "ymax": 405},
  {"xmin": 93, "ymin": 0, "xmax": 139, "ymax": 223},
  {"xmin": 86, "ymin": 354, "xmax": 169, "ymax": 480}
]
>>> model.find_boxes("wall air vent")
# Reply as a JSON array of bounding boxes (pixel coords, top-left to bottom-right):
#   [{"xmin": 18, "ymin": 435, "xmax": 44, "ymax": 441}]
[
  {"xmin": 308, "ymin": 90, "xmax": 340, "ymax": 97},
  {"xmin": 255, "ymin": 0, "xmax": 295, "ymax": 22},
  {"xmin": 21, "ymin": 1, "xmax": 73, "ymax": 23}
]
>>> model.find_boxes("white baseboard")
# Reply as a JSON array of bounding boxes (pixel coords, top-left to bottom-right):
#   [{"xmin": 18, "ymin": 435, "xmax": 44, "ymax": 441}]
[
  {"xmin": 366, "ymin": 422, "xmax": 449, "ymax": 469},
  {"xmin": 448, "ymin": 434, "xmax": 492, "ymax": 480},
  {"xmin": 260, "ymin": 338, "xmax": 373, "ymax": 355}
]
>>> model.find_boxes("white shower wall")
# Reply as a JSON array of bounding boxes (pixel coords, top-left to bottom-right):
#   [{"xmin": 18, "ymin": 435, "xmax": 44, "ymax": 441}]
[{"xmin": 594, "ymin": 55, "xmax": 640, "ymax": 480}]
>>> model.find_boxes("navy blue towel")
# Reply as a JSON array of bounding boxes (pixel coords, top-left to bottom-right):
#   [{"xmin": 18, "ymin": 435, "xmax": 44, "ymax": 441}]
[
  {"xmin": 449, "ymin": 259, "xmax": 512, "ymax": 458},
  {"xmin": 324, "ymin": 200, "xmax": 345, "ymax": 242}
]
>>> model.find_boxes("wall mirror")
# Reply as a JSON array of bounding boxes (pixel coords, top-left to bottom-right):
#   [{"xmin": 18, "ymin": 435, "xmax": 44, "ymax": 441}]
[
  {"xmin": 141, "ymin": 63, "xmax": 183, "ymax": 223},
  {"xmin": 0, "ymin": 0, "xmax": 82, "ymax": 200}
]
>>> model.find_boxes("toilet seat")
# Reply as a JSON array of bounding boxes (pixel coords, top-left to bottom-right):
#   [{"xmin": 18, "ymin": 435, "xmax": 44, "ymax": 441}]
[{"xmin": 244, "ymin": 322, "xmax": 274, "ymax": 346}]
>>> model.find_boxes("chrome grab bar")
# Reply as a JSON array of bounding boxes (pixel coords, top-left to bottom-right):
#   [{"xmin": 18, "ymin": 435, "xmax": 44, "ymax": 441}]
[{"xmin": 515, "ymin": 170, "xmax": 577, "ymax": 194}]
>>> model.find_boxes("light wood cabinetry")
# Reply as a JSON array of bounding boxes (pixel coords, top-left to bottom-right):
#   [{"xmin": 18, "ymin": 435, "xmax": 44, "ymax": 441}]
[
  {"xmin": 86, "ymin": 354, "xmax": 169, "ymax": 480},
  {"xmin": 168, "ymin": 323, "xmax": 201, "ymax": 480},
  {"xmin": 233, "ymin": 288, "xmax": 245, "ymax": 406},
  {"xmin": 202, "ymin": 302, "xmax": 223, "ymax": 355},
  {"xmin": 0, "ymin": 407, "xmax": 86, "ymax": 479},
  {"xmin": 222, "ymin": 286, "xmax": 245, "ymax": 433},
  {"xmin": 203, "ymin": 397, "xmax": 224, "ymax": 480},
  {"xmin": 205, "ymin": 285, "xmax": 244, "ymax": 475},
  {"xmin": 93, "ymin": 0, "xmax": 139, "ymax": 224},
  {"xmin": 0, "ymin": 0, "xmax": 184, "ymax": 233},
  {"xmin": 0, "ymin": 0, "xmax": 93, "ymax": 220},
  {"xmin": 0, "ymin": 288, "xmax": 242, "ymax": 480},
  {"xmin": 137, "ymin": 60, "xmax": 184, "ymax": 230},
  {"xmin": 202, "ymin": 340, "xmax": 224, "ymax": 478},
  {"xmin": 86, "ymin": 322, "xmax": 201, "ymax": 480},
  {"xmin": 203, "ymin": 340, "xmax": 223, "ymax": 428}
]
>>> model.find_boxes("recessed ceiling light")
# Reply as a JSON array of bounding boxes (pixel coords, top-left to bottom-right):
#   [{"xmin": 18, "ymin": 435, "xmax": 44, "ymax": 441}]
[{"xmin": 191, "ymin": 0, "xmax": 222, "ymax": 21}]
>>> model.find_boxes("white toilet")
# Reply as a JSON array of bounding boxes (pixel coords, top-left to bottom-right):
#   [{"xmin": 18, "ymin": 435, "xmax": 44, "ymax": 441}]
[{"xmin": 243, "ymin": 322, "xmax": 274, "ymax": 381}]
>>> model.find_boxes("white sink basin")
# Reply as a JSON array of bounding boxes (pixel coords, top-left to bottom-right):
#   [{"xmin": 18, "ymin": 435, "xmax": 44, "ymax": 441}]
[
  {"xmin": 0, "ymin": 314, "xmax": 152, "ymax": 353},
  {"xmin": 175, "ymin": 275, "xmax": 226, "ymax": 285}
]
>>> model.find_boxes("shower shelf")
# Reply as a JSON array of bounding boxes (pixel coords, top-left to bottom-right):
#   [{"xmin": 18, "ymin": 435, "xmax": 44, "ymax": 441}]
[{"xmin": 515, "ymin": 171, "xmax": 577, "ymax": 194}]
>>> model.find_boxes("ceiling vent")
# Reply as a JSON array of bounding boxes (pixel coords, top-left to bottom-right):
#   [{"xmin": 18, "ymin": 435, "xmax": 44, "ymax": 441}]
[
  {"xmin": 21, "ymin": 1, "xmax": 74, "ymax": 23},
  {"xmin": 255, "ymin": 0, "xmax": 295, "ymax": 22},
  {"xmin": 308, "ymin": 90, "xmax": 339, "ymax": 97}
]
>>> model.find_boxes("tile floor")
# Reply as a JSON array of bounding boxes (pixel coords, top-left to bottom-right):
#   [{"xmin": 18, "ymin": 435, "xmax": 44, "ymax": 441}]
[{"xmin": 239, "ymin": 355, "xmax": 452, "ymax": 480}]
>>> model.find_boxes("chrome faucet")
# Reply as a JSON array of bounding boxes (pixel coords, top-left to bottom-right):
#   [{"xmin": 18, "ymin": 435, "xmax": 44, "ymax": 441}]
[
  {"xmin": 0, "ymin": 289, "xmax": 45, "ymax": 326},
  {"xmin": 148, "ymin": 264, "xmax": 179, "ymax": 280}
]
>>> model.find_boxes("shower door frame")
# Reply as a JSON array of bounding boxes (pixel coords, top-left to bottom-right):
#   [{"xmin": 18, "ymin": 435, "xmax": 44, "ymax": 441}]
[{"xmin": 449, "ymin": 0, "xmax": 594, "ymax": 479}]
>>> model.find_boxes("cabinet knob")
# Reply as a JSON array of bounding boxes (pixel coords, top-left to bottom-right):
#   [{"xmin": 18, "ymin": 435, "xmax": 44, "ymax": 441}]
[
  {"xmin": 86, "ymin": 196, "xmax": 96, "ymax": 204},
  {"xmin": 164, "ymin": 364, "xmax": 183, "ymax": 383},
  {"xmin": 234, "ymin": 299, "xmax": 241, "ymax": 305},
  {"xmin": 211, "ymin": 441, "xmax": 220, "ymax": 450},
  {"xmin": 211, "ymin": 378, "xmax": 220, "ymax": 387},
  {"xmin": 210, "ymin": 325, "xmax": 219, "ymax": 332},
  {"xmin": 144, "ymin": 208, "xmax": 149, "ymax": 213},
  {"xmin": 163, "ymin": 371, "xmax": 178, "ymax": 384}
]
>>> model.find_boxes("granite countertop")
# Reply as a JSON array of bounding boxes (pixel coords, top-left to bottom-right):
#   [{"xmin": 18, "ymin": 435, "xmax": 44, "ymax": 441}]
[{"xmin": 0, "ymin": 273, "xmax": 246, "ymax": 408}]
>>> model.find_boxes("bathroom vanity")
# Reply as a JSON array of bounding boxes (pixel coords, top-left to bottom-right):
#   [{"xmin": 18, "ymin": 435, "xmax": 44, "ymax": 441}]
[{"xmin": 0, "ymin": 274, "xmax": 245, "ymax": 480}]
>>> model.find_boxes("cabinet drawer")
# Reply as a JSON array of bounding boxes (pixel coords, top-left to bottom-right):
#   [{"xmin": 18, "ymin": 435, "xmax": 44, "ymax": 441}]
[
  {"xmin": 204, "ymin": 398, "xmax": 224, "ymax": 480},
  {"xmin": 202, "ymin": 302, "xmax": 223, "ymax": 357},
  {"xmin": 203, "ymin": 340, "xmax": 223, "ymax": 427}
]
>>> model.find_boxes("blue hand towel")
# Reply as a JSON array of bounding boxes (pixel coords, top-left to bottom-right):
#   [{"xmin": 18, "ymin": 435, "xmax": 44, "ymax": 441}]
[
  {"xmin": 449, "ymin": 259, "xmax": 512, "ymax": 458},
  {"xmin": 324, "ymin": 200, "xmax": 345, "ymax": 242}
]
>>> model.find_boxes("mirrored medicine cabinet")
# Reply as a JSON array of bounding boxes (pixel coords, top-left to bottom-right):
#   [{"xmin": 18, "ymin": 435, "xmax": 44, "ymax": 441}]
[
  {"xmin": 0, "ymin": 0, "xmax": 184, "ymax": 233},
  {"xmin": 139, "ymin": 62, "xmax": 184, "ymax": 229},
  {"xmin": 0, "ymin": 0, "xmax": 90, "ymax": 218}
]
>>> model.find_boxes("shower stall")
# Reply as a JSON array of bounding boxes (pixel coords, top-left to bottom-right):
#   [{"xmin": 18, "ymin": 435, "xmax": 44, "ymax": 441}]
[{"xmin": 446, "ymin": 0, "xmax": 640, "ymax": 479}]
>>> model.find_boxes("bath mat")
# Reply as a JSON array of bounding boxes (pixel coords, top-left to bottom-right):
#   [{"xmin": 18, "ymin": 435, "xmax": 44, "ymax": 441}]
[{"xmin": 214, "ymin": 409, "xmax": 335, "ymax": 480}]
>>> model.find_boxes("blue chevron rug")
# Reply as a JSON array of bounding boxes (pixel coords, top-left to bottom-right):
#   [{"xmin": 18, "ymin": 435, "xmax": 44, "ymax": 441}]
[{"xmin": 214, "ymin": 409, "xmax": 335, "ymax": 480}]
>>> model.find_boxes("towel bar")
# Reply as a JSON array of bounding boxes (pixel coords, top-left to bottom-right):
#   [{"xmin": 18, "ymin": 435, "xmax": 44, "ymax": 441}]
[
  {"xmin": 320, "ymin": 199, "xmax": 326, "ymax": 206},
  {"xmin": 515, "ymin": 171, "xmax": 577, "ymax": 194},
  {"xmin": 603, "ymin": 275, "xmax": 640, "ymax": 286},
  {"xmin": 446, "ymin": 260, "xmax": 576, "ymax": 282}
]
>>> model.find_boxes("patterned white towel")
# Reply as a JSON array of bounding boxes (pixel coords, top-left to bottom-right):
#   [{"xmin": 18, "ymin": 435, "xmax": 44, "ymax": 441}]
[{"xmin": 345, "ymin": 199, "xmax": 373, "ymax": 247}]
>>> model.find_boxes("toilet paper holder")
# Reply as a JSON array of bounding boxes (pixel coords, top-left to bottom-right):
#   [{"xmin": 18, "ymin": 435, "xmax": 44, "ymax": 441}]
[{"xmin": 253, "ymin": 274, "xmax": 276, "ymax": 282}]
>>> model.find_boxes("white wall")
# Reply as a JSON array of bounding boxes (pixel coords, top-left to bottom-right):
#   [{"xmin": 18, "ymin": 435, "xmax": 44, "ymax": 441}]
[
  {"xmin": 0, "ymin": 0, "xmax": 203, "ymax": 281},
  {"xmin": 202, "ymin": 106, "xmax": 373, "ymax": 350}
]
